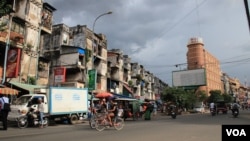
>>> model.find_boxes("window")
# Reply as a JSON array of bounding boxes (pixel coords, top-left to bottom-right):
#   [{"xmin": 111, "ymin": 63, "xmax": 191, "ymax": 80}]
[{"xmin": 11, "ymin": 21, "xmax": 25, "ymax": 35}]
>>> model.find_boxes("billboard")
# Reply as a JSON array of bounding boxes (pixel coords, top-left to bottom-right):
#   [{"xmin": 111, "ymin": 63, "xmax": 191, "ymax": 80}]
[
  {"xmin": 172, "ymin": 69, "xmax": 206, "ymax": 87},
  {"xmin": 88, "ymin": 69, "xmax": 97, "ymax": 91},
  {"xmin": 6, "ymin": 48, "xmax": 21, "ymax": 78}
]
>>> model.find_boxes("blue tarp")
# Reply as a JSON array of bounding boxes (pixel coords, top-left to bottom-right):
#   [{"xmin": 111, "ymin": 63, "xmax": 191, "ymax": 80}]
[{"xmin": 78, "ymin": 48, "xmax": 85, "ymax": 55}]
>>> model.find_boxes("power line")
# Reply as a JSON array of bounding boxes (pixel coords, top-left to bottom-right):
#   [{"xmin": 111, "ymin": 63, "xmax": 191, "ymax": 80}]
[
  {"xmin": 144, "ymin": 56, "xmax": 250, "ymax": 69},
  {"xmin": 153, "ymin": 0, "xmax": 208, "ymax": 42}
]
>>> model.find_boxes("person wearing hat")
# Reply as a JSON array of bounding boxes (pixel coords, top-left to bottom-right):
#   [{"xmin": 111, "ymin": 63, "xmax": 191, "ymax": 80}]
[
  {"xmin": 37, "ymin": 98, "xmax": 45, "ymax": 128},
  {"xmin": 107, "ymin": 99, "xmax": 118, "ymax": 126}
]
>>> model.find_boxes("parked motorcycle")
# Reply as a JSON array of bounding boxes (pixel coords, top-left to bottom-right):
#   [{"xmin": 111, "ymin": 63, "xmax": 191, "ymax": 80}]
[{"xmin": 17, "ymin": 108, "xmax": 49, "ymax": 129}]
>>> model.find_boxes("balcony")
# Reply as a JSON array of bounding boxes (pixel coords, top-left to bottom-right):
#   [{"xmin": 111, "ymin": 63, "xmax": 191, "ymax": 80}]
[
  {"xmin": 96, "ymin": 64, "xmax": 107, "ymax": 76},
  {"xmin": 111, "ymin": 73, "xmax": 120, "ymax": 81},
  {"xmin": 0, "ymin": 31, "xmax": 24, "ymax": 48}
]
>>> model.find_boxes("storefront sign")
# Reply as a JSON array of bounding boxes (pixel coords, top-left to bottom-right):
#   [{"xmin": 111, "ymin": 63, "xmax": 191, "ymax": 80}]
[{"xmin": 54, "ymin": 67, "xmax": 66, "ymax": 83}]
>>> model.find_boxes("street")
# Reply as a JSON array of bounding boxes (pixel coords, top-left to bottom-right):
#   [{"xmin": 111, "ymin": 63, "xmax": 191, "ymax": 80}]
[{"xmin": 0, "ymin": 110, "xmax": 250, "ymax": 141}]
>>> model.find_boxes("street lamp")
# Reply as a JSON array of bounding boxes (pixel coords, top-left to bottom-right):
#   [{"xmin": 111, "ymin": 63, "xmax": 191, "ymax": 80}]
[
  {"xmin": 89, "ymin": 11, "xmax": 112, "ymax": 81},
  {"xmin": 91, "ymin": 11, "xmax": 112, "ymax": 68},
  {"xmin": 92, "ymin": 11, "xmax": 112, "ymax": 36},
  {"xmin": 88, "ymin": 11, "xmax": 112, "ymax": 107}
]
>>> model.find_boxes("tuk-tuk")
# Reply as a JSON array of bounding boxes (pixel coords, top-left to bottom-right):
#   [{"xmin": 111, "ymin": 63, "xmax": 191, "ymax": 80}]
[{"xmin": 115, "ymin": 98, "xmax": 140, "ymax": 121}]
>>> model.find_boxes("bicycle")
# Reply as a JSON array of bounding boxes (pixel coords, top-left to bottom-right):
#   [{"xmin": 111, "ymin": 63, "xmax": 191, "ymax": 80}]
[
  {"xmin": 88, "ymin": 112, "xmax": 96, "ymax": 129},
  {"xmin": 94, "ymin": 112, "xmax": 124, "ymax": 131}
]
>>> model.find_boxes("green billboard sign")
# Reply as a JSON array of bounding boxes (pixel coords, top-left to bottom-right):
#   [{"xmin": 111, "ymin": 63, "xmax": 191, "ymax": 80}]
[{"xmin": 88, "ymin": 69, "xmax": 97, "ymax": 91}]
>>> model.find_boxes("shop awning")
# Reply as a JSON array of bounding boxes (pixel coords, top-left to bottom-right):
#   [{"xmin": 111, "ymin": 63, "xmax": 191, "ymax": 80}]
[
  {"xmin": 0, "ymin": 87, "xmax": 19, "ymax": 95},
  {"xmin": 8, "ymin": 82, "xmax": 46, "ymax": 93},
  {"xmin": 112, "ymin": 93, "xmax": 133, "ymax": 98}
]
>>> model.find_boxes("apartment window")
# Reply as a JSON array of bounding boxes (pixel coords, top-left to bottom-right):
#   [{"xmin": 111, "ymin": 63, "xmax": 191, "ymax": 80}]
[{"xmin": 11, "ymin": 21, "xmax": 25, "ymax": 35}]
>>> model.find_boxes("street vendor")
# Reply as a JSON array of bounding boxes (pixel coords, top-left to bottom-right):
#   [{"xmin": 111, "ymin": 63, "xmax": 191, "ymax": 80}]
[{"xmin": 144, "ymin": 99, "xmax": 153, "ymax": 120}]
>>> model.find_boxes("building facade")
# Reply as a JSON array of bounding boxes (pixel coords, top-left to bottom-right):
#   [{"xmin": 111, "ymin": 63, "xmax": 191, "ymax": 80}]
[
  {"xmin": 186, "ymin": 37, "xmax": 223, "ymax": 95},
  {"xmin": 0, "ymin": 0, "xmax": 55, "ymax": 94}
]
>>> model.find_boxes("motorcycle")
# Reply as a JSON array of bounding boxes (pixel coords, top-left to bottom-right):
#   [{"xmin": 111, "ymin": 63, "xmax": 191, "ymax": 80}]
[
  {"xmin": 171, "ymin": 110, "xmax": 177, "ymax": 119},
  {"xmin": 210, "ymin": 108, "xmax": 216, "ymax": 116},
  {"xmin": 232, "ymin": 109, "xmax": 239, "ymax": 118},
  {"xmin": 17, "ymin": 108, "xmax": 49, "ymax": 129},
  {"xmin": 168, "ymin": 105, "xmax": 177, "ymax": 119}
]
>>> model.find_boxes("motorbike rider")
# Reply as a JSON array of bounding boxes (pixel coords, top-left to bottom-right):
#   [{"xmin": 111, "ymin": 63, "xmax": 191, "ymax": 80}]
[
  {"xmin": 168, "ymin": 104, "xmax": 177, "ymax": 114},
  {"xmin": 209, "ymin": 102, "xmax": 216, "ymax": 112},
  {"xmin": 37, "ymin": 98, "xmax": 45, "ymax": 128},
  {"xmin": 231, "ymin": 101, "xmax": 240, "ymax": 115}
]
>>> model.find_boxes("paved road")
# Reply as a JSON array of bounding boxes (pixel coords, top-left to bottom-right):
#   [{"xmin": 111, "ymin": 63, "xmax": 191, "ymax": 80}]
[{"xmin": 0, "ymin": 110, "xmax": 249, "ymax": 141}]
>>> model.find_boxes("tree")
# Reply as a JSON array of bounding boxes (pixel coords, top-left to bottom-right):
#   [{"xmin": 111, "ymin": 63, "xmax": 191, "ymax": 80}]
[
  {"xmin": 0, "ymin": 0, "xmax": 14, "ymax": 18},
  {"xmin": 222, "ymin": 93, "xmax": 233, "ymax": 103},
  {"xmin": 196, "ymin": 90, "xmax": 208, "ymax": 102},
  {"xmin": 207, "ymin": 90, "xmax": 223, "ymax": 103},
  {"xmin": 162, "ymin": 87, "xmax": 198, "ymax": 110}
]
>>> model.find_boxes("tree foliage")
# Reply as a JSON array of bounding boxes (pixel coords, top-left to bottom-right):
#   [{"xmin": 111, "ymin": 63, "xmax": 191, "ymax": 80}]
[
  {"xmin": 0, "ymin": 0, "xmax": 14, "ymax": 18},
  {"xmin": 162, "ymin": 87, "xmax": 200, "ymax": 110},
  {"xmin": 207, "ymin": 90, "xmax": 222, "ymax": 103}
]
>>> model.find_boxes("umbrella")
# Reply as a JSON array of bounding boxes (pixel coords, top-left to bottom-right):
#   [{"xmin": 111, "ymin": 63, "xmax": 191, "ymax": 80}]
[
  {"xmin": 0, "ymin": 87, "xmax": 19, "ymax": 95},
  {"xmin": 95, "ymin": 92, "xmax": 113, "ymax": 98}
]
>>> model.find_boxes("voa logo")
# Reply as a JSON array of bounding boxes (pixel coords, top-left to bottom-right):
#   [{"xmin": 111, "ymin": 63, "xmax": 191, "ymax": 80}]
[{"xmin": 226, "ymin": 129, "xmax": 246, "ymax": 136}]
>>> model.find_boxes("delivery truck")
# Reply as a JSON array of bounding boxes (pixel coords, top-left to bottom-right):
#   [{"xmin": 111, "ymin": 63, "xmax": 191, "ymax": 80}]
[{"xmin": 8, "ymin": 87, "xmax": 88, "ymax": 127}]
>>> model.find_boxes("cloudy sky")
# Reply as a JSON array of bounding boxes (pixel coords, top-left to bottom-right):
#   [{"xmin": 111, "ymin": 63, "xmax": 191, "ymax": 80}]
[{"xmin": 44, "ymin": 0, "xmax": 250, "ymax": 86}]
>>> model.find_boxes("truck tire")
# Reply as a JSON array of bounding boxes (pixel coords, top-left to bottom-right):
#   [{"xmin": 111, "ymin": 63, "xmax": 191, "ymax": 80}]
[{"xmin": 69, "ymin": 115, "xmax": 78, "ymax": 124}]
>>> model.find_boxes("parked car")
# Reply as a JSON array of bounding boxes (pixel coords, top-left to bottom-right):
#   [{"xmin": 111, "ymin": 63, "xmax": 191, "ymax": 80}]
[{"xmin": 216, "ymin": 101, "xmax": 228, "ymax": 114}]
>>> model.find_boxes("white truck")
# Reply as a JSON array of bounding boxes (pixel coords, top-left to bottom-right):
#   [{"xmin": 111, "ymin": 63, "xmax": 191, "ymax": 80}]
[{"xmin": 8, "ymin": 87, "xmax": 88, "ymax": 127}]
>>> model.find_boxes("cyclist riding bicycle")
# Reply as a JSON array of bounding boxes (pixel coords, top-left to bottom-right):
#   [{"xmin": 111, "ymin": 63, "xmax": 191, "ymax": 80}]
[{"xmin": 107, "ymin": 99, "xmax": 118, "ymax": 126}]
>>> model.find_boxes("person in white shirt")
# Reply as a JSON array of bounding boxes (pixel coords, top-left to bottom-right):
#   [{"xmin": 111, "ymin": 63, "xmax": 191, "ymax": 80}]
[
  {"xmin": 210, "ymin": 102, "xmax": 216, "ymax": 114},
  {"xmin": 117, "ymin": 104, "xmax": 124, "ymax": 117},
  {"xmin": 210, "ymin": 102, "xmax": 215, "ymax": 109},
  {"xmin": 37, "ymin": 98, "xmax": 45, "ymax": 128}
]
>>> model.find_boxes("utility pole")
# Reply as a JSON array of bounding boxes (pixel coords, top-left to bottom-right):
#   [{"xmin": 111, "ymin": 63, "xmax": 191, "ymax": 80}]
[{"xmin": 244, "ymin": 0, "xmax": 250, "ymax": 33}]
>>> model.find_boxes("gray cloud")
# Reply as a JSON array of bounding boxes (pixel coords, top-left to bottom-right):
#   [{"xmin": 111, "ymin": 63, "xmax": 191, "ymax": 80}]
[{"xmin": 45, "ymin": 0, "xmax": 250, "ymax": 86}]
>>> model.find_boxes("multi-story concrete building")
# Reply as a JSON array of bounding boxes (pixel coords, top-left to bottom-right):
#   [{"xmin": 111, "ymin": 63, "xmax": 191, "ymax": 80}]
[
  {"xmin": 153, "ymin": 76, "xmax": 168, "ymax": 100},
  {"xmin": 228, "ymin": 77, "xmax": 241, "ymax": 101},
  {"xmin": 44, "ymin": 24, "xmax": 88, "ymax": 88},
  {"xmin": 107, "ymin": 49, "xmax": 124, "ymax": 94},
  {"xmin": 130, "ymin": 63, "xmax": 149, "ymax": 100},
  {"xmin": 222, "ymin": 73, "xmax": 231, "ymax": 95},
  {"xmin": 107, "ymin": 49, "xmax": 133, "ymax": 97},
  {"xmin": 43, "ymin": 24, "xmax": 108, "ymax": 93},
  {"xmin": 0, "ymin": 0, "xmax": 55, "ymax": 94},
  {"xmin": 186, "ymin": 37, "xmax": 223, "ymax": 95}
]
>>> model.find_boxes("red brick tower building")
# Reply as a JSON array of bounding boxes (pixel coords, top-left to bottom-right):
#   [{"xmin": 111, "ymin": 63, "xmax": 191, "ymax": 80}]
[{"xmin": 186, "ymin": 37, "xmax": 223, "ymax": 95}]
